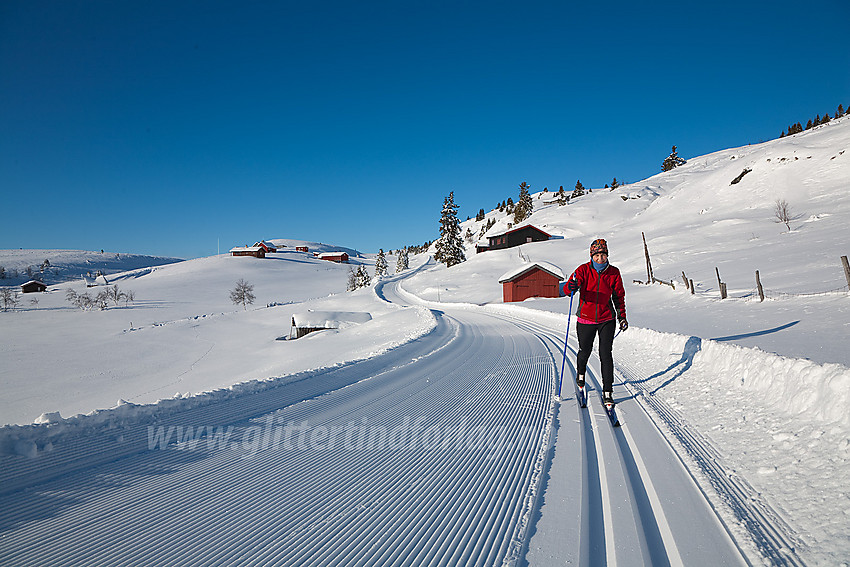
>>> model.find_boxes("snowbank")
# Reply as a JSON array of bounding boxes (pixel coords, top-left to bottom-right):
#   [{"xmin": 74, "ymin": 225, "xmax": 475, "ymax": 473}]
[
  {"xmin": 618, "ymin": 327, "xmax": 850, "ymax": 428},
  {"xmin": 0, "ymin": 305, "xmax": 437, "ymax": 457}
]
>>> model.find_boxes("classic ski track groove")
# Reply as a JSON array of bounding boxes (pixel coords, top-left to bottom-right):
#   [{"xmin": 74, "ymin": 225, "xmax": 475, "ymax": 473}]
[
  {"xmin": 494, "ymin": 313, "xmax": 751, "ymax": 567},
  {"xmin": 616, "ymin": 356, "xmax": 805, "ymax": 566},
  {"xmin": 497, "ymin": 315, "xmax": 660, "ymax": 566}
]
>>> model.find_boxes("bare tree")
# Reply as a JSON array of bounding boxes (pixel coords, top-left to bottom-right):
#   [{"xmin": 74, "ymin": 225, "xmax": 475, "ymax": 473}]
[
  {"xmin": 2, "ymin": 288, "xmax": 19, "ymax": 312},
  {"xmin": 66, "ymin": 288, "xmax": 95, "ymax": 310},
  {"xmin": 774, "ymin": 199, "xmax": 793, "ymax": 231},
  {"xmin": 107, "ymin": 284, "xmax": 126, "ymax": 306},
  {"xmin": 95, "ymin": 290, "xmax": 110, "ymax": 310},
  {"xmin": 230, "ymin": 279, "xmax": 255, "ymax": 310}
]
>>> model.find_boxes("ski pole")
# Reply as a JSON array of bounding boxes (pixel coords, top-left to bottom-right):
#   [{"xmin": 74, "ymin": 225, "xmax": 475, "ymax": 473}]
[{"xmin": 557, "ymin": 273, "xmax": 576, "ymax": 398}]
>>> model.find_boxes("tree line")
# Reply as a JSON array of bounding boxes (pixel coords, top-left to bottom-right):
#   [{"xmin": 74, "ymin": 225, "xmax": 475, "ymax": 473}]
[{"xmin": 780, "ymin": 102, "xmax": 847, "ymax": 137}]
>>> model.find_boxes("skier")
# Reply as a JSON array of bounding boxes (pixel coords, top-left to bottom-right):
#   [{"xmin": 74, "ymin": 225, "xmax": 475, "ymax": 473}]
[{"xmin": 565, "ymin": 238, "xmax": 628, "ymax": 406}]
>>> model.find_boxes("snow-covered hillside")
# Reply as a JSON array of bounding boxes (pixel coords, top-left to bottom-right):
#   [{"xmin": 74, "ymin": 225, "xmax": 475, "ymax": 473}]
[
  {"xmin": 409, "ymin": 116, "xmax": 850, "ymax": 366},
  {"xmin": 0, "ymin": 243, "xmax": 428, "ymax": 428},
  {"xmin": 0, "ymin": 249, "xmax": 181, "ymax": 286}
]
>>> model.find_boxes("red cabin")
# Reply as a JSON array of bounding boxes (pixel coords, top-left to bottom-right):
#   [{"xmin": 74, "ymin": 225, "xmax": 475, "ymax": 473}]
[
  {"xmin": 498, "ymin": 262, "xmax": 564, "ymax": 303},
  {"xmin": 318, "ymin": 252, "xmax": 349, "ymax": 263}
]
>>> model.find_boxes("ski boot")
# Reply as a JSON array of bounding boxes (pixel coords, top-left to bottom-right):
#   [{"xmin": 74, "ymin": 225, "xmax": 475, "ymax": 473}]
[
  {"xmin": 576, "ymin": 373, "xmax": 585, "ymax": 388},
  {"xmin": 602, "ymin": 391, "xmax": 615, "ymax": 406}
]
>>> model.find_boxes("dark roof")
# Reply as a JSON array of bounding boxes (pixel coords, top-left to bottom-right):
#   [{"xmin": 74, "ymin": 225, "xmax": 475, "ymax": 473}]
[{"xmin": 488, "ymin": 224, "xmax": 551, "ymax": 239}]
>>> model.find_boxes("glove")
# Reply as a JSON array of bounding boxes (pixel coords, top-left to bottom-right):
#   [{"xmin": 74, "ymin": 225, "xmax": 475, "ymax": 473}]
[
  {"xmin": 567, "ymin": 278, "xmax": 579, "ymax": 293},
  {"xmin": 619, "ymin": 319, "xmax": 628, "ymax": 332}
]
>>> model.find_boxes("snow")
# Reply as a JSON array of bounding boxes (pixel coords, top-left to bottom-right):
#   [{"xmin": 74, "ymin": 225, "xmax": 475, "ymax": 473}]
[
  {"xmin": 1, "ymin": 118, "xmax": 849, "ymax": 565},
  {"xmin": 291, "ymin": 310, "xmax": 373, "ymax": 329},
  {"xmin": 497, "ymin": 261, "xmax": 565, "ymax": 283}
]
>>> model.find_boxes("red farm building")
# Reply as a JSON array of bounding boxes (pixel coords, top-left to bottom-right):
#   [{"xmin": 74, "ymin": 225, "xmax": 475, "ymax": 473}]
[
  {"xmin": 498, "ymin": 262, "xmax": 564, "ymax": 303},
  {"xmin": 254, "ymin": 241, "xmax": 278, "ymax": 253},
  {"xmin": 318, "ymin": 252, "xmax": 349, "ymax": 263},
  {"xmin": 230, "ymin": 246, "xmax": 265, "ymax": 258}
]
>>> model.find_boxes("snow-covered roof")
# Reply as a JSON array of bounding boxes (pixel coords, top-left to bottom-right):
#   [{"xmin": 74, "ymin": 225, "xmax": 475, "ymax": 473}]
[
  {"xmin": 291, "ymin": 311, "xmax": 372, "ymax": 328},
  {"xmin": 317, "ymin": 252, "xmax": 348, "ymax": 258},
  {"xmin": 487, "ymin": 223, "xmax": 551, "ymax": 239},
  {"xmin": 498, "ymin": 262, "xmax": 565, "ymax": 283},
  {"xmin": 230, "ymin": 246, "xmax": 263, "ymax": 252}
]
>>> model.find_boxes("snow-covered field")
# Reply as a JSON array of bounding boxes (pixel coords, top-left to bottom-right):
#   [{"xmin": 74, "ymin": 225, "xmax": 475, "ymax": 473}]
[{"xmin": 1, "ymin": 118, "xmax": 849, "ymax": 565}]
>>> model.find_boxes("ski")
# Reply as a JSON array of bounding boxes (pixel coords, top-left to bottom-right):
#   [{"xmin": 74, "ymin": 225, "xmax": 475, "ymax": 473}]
[
  {"xmin": 576, "ymin": 383, "xmax": 587, "ymax": 408},
  {"xmin": 603, "ymin": 399, "xmax": 620, "ymax": 427}
]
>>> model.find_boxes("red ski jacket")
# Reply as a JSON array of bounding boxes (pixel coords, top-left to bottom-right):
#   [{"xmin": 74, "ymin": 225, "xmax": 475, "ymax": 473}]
[{"xmin": 567, "ymin": 262, "xmax": 627, "ymax": 323}]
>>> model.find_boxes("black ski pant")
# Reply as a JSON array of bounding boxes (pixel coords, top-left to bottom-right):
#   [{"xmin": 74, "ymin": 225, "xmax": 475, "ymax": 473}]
[{"xmin": 575, "ymin": 319, "xmax": 616, "ymax": 393}]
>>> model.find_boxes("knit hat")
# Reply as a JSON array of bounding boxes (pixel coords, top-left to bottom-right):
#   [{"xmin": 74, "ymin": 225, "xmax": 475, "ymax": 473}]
[{"xmin": 590, "ymin": 238, "xmax": 608, "ymax": 256}]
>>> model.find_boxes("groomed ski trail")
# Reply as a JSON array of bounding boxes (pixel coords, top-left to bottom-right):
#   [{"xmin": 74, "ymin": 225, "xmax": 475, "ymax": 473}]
[
  {"xmin": 0, "ymin": 301, "xmax": 555, "ymax": 565},
  {"xmin": 1, "ymin": 269, "xmax": 752, "ymax": 566}
]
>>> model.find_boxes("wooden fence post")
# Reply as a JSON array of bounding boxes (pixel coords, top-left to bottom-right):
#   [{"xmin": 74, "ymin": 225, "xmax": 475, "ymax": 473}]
[
  {"xmin": 715, "ymin": 267, "xmax": 727, "ymax": 299},
  {"xmin": 689, "ymin": 279, "xmax": 695, "ymax": 295},
  {"xmin": 842, "ymin": 256, "xmax": 850, "ymax": 291},
  {"xmin": 756, "ymin": 270, "xmax": 765, "ymax": 302},
  {"xmin": 642, "ymin": 232, "xmax": 653, "ymax": 284},
  {"xmin": 682, "ymin": 271, "xmax": 689, "ymax": 290}
]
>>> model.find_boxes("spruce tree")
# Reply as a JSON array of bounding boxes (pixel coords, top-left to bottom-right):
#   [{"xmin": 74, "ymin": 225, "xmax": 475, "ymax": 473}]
[
  {"xmin": 661, "ymin": 146, "xmax": 687, "ymax": 172},
  {"xmin": 356, "ymin": 265, "xmax": 371, "ymax": 287},
  {"xmin": 346, "ymin": 267, "xmax": 358, "ymax": 291},
  {"xmin": 434, "ymin": 191, "xmax": 466, "ymax": 268},
  {"xmin": 395, "ymin": 247, "xmax": 409, "ymax": 273},
  {"xmin": 571, "ymin": 179, "xmax": 585, "ymax": 199},
  {"xmin": 374, "ymin": 249, "xmax": 388, "ymax": 278},
  {"xmin": 513, "ymin": 182, "xmax": 533, "ymax": 224},
  {"xmin": 556, "ymin": 185, "xmax": 567, "ymax": 206}
]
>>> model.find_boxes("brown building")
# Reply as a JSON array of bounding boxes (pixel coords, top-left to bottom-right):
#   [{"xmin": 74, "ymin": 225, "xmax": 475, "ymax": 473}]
[
  {"xmin": 230, "ymin": 246, "xmax": 266, "ymax": 258},
  {"xmin": 318, "ymin": 252, "xmax": 349, "ymax": 263},
  {"xmin": 478, "ymin": 224, "xmax": 552, "ymax": 253},
  {"xmin": 21, "ymin": 280, "xmax": 47, "ymax": 293}
]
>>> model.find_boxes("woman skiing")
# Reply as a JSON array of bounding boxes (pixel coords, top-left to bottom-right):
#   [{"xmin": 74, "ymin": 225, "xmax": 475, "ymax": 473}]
[{"xmin": 565, "ymin": 238, "xmax": 628, "ymax": 405}]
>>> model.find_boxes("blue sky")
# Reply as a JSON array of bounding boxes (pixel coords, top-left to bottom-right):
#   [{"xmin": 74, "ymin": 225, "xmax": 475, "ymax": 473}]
[{"xmin": 2, "ymin": 0, "xmax": 848, "ymax": 259}]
